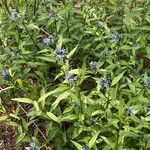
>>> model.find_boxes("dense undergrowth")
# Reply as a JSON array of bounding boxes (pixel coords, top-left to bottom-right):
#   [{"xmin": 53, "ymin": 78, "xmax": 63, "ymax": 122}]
[{"xmin": 0, "ymin": 0, "xmax": 150, "ymax": 149}]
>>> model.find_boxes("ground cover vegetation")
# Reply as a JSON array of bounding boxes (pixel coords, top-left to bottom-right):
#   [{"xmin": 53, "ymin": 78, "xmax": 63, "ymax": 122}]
[{"xmin": 0, "ymin": 0, "xmax": 150, "ymax": 149}]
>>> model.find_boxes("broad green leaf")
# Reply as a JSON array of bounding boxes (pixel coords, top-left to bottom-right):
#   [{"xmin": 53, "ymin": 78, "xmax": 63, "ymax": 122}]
[
  {"xmin": 0, "ymin": 115, "xmax": 8, "ymax": 122},
  {"xmin": 38, "ymin": 85, "xmax": 68, "ymax": 102},
  {"xmin": 37, "ymin": 56, "xmax": 55, "ymax": 62},
  {"xmin": 51, "ymin": 91, "xmax": 70, "ymax": 111},
  {"xmin": 120, "ymin": 45, "xmax": 132, "ymax": 50},
  {"xmin": 89, "ymin": 132, "xmax": 100, "ymax": 148},
  {"xmin": 127, "ymin": 78, "xmax": 136, "ymax": 94},
  {"xmin": 60, "ymin": 114, "xmax": 77, "ymax": 122},
  {"xmin": 9, "ymin": 113, "xmax": 20, "ymax": 120},
  {"xmin": 70, "ymin": 140, "xmax": 82, "ymax": 150},
  {"xmin": 100, "ymin": 136, "xmax": 115, "ymax": 149},
  {"xmin": 16, "ymin": 79, "xmax": 23, "ymax": 89},
  {"xmin": 12, "ymin": 98, "xmax": 33, "ymax": 104},
  {"xmin": 16, "ymin": 133, "xmax": 26, "ymax": 144},
  {"xmin": 37, "ymin": 49, "xmax": 50, "ymax": 53},
  {"xmin": 47, "ymin": 112, "xmax": 60, "ymax": 124},
  {"xmin": 27, "ymin": 23, "xmax": 39, "ymax": 30},
  {"xmin": 67, "ymin": 45, "xmax": 78, "ymax": 58},
  {"xmin": 91, "ymin": 110, "xmax": 104, "ymax": 116},
  {"xmin": 33, "ymin": 101, "xmax": 40, "ymax": 111},
  {"xmin": 0, "ymin": 86, "xmax": 14, "ymax": 93},
  {"xmin": 111, "ymin": 71, "xmax": 125, "ymax": 86}
]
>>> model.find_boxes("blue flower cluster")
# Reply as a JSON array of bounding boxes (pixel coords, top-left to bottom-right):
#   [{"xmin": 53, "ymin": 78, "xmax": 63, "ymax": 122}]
[
  {"xmin": 11, "ymin": 50, "xmax": 20, "ymax": 57},
  {"xmin": 100, "ymin": 50, "xmax": 107, "ymax": 58},
  {"xmin": 10, "ymin": 10, "xmax": 20, "ymax": 21},
  {"xmin": 54, "ymin": 47, "xmax": 66, "ymax": 61},
  {"xmin": 25, "ymin": 142, "xmax": 37, "ymax": 150},
  {"xmin": 43, "ymin": 35, "xmax": 54, "ymax": 46},
  {"xmin": 65, "ymin": 73, "xmax": 75, "ymax": 84},
  {"xmin": 133, "ymin": 43, "xmax": 140, "ymax": 49},
  {"xmin": 49, "ymin": 12, "xmax": 58, "ymax": 21},
  {"xmin": 126, "ymin": 107, "xmax": 136, "ymax": 116},
  {"xmin": 111, "ymin": 32, "xmax": 122, "ymax": 43},
  {"xmin": 143, "ymin": 134, "xmax": 150, "ymax": 142},
  {"xmin": 89, "ymin": 61, "xmax": 97, "ymax": 69},
  {"xmin": 145, "ymin": 78, "xmax": 150, "ymax": 88},
  {"xmin": 81, "ymin": 145, "xmax": 88, "ymax": 150},
  {"xmin": 100, "ymin": 77, "xmax": 110, "ymax": 90},
  {"xmin": 18, "ymin": 25, "xmax": 25, "ymax": 33},
  {"xmin": 1, "ymin": 71, "xmax": 10, "ymax": 80}
]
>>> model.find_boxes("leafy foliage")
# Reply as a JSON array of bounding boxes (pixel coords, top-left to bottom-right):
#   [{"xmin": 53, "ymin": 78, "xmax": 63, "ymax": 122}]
[{"xmin": 0, "ymin": 0, "xmax": 150, "ymax": 149}]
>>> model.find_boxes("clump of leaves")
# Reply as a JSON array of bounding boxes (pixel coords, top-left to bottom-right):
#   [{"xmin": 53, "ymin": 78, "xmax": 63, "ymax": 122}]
[{"xmin": 0, "ymin": 0, "xmax": 150, "ymax": 150}]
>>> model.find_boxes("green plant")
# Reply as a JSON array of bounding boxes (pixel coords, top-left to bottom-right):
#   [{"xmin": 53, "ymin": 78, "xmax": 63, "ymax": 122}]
[{"xmin": 0, "ymin": 0, "xmax": 150, "ymax": 149}]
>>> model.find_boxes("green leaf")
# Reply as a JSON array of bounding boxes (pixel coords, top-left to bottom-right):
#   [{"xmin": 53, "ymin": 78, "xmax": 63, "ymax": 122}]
[
  {"xmin": 33, "ymin": 101, "xmax": 40, "ymax": 111},
  {"xmin": 0, "ymin": 86, "xmax": 14, "ymax": 93},
  {"xmin": 89, "ymin": 132, "xmax": 100, "ymax": 148},
  {"xmin": 9, "ymin": 113, "xmax": 20, "ymax": 120},
  {"xmin": 0, "ymin": 115, "xmax": 8, "ymax": 122},
  {"xmin": 111, "ymin": 71, "xmax": 125, "ymax": 86},
  {"xmin": 37, "ymin": 56, "xmax": 55, "ymax": 62},
  {"xmin": 47, "ymin": 112, "xmax": 60, "ymax": 124},
  {"xmin": 70, "ymin": 140, "xmax": 82, "ymax": 150},
  {"xmin": 67, "ymin": 45, "xmax": 78, "ymax": 58},
  {"xmin": 91, "ymin": 110, "xmax": 104, "ymax": 117},
  {"xmin": 60, "ymin": 114, "xmax": 77, "ymax": 122},
  {"xmin": 11, "ymin": 98, "xmax": 33, "ymax": 104},
  {"xmin": 16, "ymin": 133, "xmax": 26, "ymax": 144},
  {"xmin": 38, "ymin": 85, "xmax": 68, "ymax": 102},
  {"xmin": 100, "ymin": 136, "xmax": 115, "ymax": 149},
  {"xmin": 51, "ymin": 91, "xmax": 70, "ymax": 111},
  {"xmin": 27, "ymin": 23, "xmax": 39, "ymax": 30}
]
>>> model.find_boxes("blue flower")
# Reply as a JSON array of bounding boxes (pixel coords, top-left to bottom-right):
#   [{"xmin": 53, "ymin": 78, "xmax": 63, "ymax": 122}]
[
  {"xmin": 100, "ymin": 77, "xmax": 110, "ymax": 90},
  {"xmin": 10, "ymin": 10, "xmax": 20, "ymax": 21},
  {"xmin": 11, "ymin": 50, "xmax": 20, "ymax": 57},
  {"xmin": 81, "ymin": 145, "xmax": 88, "ymax": 150},
  {"xmin": 25, "ymin": 142, "xmax": 37, "ymax": 150},
  {"xmin": 96, "ymin": 22, "xmax": 103, "ymax": 29},
  {"xmin": 90, "ymin": 61, "xmax": 97, "ymax": 69},
  {"xmin": 54, "ymin": 48, "xmax": 66, "ymax": 61},
  {"xmin": 145, "ymin": 78, "xmax": 150, "ymax": 88},
  {"xmin": 18, "ymin": 25, "xmax": 25, "ymax": 33},
  {"xmin": 1, "ymin": 71, "xmax": 10, "ymax": 80},
  {"xmin": 133, "ymin": 43, "xmax": 140, "ymax": 49},
  {"xmin": 143, "ymin": 134, "xmax": 150, "ymax": 142},
  {"xmin": 43, "ymin": 35, "xmax": 54, "ymax": 46},
  {"xmin": 148, "ymin": 35, "xmax": 150, "ymax": 41},
  {"xmin": 49, "ymin": 12, "xmax": 58, "ymax": 21},
  {"xmin": 111, "ymin": 32, "xmax": 122, "ymax": 43},
  {"xmin": 65, "ymin": 73, "xmax": 75, "ymax": 84},
  {"xmin": 72, "ymin": 102, "xmax": 77, "ymax": 108},
  {"xmin": 55, "ymin": 54, "xmax": 65, "ymax": 61},
  {"xmin": 126, "ymin": 107, "xmax": 136, "ymax": 116},
  {"xmin": 54, "ymin": 48, "xmax": 66, "ymax": 54},
  {"xmin": 100, "ymin": 50, "xmax": 107, "ymax": 58}
]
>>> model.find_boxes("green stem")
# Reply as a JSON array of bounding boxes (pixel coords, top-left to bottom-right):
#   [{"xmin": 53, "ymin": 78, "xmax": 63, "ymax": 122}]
[
  {"xmin": 106, "ymin": 91, "xmax": 110, "ymax": 109},
  {"xmin": 115, "ymin": 129, "xmax": 120, "ymax": 150},
  {"xmin": 22, "ymin": 22, "xmax": 40, "ymax": 51},
  {"xmin": 33, "ymin": 0, "xmax": 37, "ymax": 16},
  {"xmin": 54, "ymin": 21, "xmax": 58, "ymax": 37}
]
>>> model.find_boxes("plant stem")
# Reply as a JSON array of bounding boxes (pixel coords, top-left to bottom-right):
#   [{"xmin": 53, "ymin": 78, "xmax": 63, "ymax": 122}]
[
  {"xmin": 33, "ymin": 0, "xmax": 37, "ymax": 16},
  {"xmin": 115, "ymin": 129, "xmax": 120, "ymax": 150},
  {"xmin": 106, "ymin": 91, "xmax": 110, "ymax": 109},
  {"xmin": 22, "ymin": 21, "xmax": 40, "ymax": 51},
  {"xmin": 18, "ymin": 103, "xmax": 47, "ymax": 141}
]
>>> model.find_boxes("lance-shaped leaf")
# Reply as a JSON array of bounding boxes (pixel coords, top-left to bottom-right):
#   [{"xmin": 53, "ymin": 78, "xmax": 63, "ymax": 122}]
[{"xmin": 111, "ymin": 71, "xmax": 125, "ymax": 86}]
